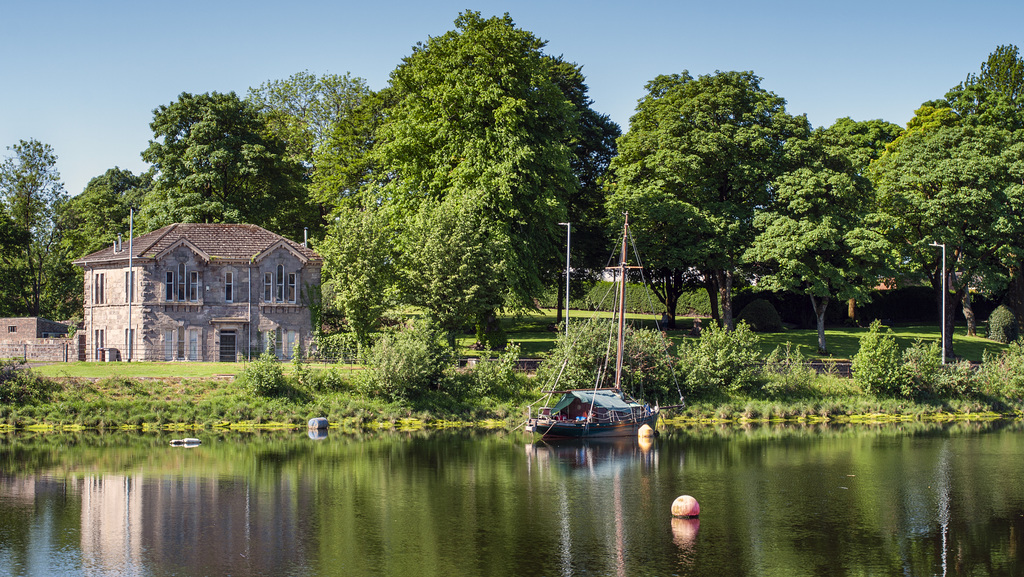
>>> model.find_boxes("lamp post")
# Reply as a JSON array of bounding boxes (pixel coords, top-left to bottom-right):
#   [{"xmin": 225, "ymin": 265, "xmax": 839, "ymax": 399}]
[
  {"xmin": 558, "ymin": 222, "xmax": 571, "ymax": 336},
  {"xmin": 930, "ymin": 241, "xmax": 946, "ymax": 364}
]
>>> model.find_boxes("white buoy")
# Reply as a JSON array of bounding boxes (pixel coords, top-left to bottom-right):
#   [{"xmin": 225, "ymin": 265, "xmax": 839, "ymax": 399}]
[
  {"xmin": 308, "ymin": 417, "xmax": 329, "ymax": 430},
  {"xmin": 671, "ymin": 495, "xmax": 700, "ymax": 518}
]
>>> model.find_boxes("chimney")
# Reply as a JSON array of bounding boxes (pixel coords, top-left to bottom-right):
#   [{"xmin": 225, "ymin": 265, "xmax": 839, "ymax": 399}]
[{"xmin": 303, "ymin": 227, "xmax": 308, "ymax": 247}]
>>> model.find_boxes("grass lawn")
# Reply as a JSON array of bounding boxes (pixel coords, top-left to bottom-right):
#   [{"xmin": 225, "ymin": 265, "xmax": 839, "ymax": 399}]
[
  {"xmin": 26, "ymin": 311, "xmax": 1007, "ymax": 380},
  {"xmin": 482, "ymin": 310, "xmax": 1007, "ymax": 363}
]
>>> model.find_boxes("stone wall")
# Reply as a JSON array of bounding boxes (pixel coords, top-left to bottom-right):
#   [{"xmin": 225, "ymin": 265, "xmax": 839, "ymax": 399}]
[{"xmin": 0, "ymin": 339, "xmax": 75, "ymax": 362}]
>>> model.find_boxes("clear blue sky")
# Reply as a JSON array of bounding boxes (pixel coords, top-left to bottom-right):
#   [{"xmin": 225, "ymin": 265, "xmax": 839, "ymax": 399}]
[{"xmin": 2, "ymin": 0, "xmax": 1021, "ymax": 195}]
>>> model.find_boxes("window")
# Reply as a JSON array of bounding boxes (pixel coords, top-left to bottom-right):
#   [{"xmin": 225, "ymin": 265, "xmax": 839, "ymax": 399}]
[
  {"xmin": 94, "ymin": 273, "xmax": 105, "ymax": 304},
  {"xmin": 225, "ymin": 272, "xmax": 233, "ymax": 303},
  {"xmin": 125, "ymin": 271, "xmax": 135, "ymax": 303},
  {"xmin": 276, "ymin": 265, "xmax": 284, "ymax": 303},
  {"xmin": 165, "ymin": 271, "xmax": 174, "ymax": 301},
  {"xmin": 7, "ymin": 326, "xmax": 16, "ymax": 333},
  {"xmin": 264, "ymin": 273, "xmax": 273, "ymax": 302},
  {"xmin": 287, "ymin": 273, "xmax": 297, "ymax": 303},
  {"xmin": 177, "ymin": 263, "xmax": 187, "ymax": 301},
  {"xmin": 164, "ymin": 330, "xmax": 174, "ymax": 361},
  {"xmin": 286, "ymin": 331, "xmax": 298, "ymax": 359},
  {"xmin": 275, "ymin": 330, "xmax": 283, "ymax": 359},
  {"xmin": 177, "ymin": 328, "xmax": 185, "ymax": 360},
  {"xmin": 94, "ymin": 329, "xmax": 105, "ymax": 360},
  {"xmin": 189, "ymin": 271, "xmax": 199, "ymax": 301},
  {"xmin": 188, "ymin": 329, "xmax": 199, "ymax": 361}
]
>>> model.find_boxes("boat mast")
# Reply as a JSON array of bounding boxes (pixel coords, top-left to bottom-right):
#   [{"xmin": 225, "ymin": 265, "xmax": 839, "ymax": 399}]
[{"xmin": 614, "ymin": 213, "xmax": 629, "ymax": 391}]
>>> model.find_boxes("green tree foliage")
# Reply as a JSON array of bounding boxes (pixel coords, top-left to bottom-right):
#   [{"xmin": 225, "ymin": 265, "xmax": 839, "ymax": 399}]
[
  {"xmin": 140, "ymin": 91, "xmax": 311, "ymax": 236},
  {"xmin": 62, "ymin": 167, "xmax": 153, "ymax": 257},
  {"xmin": 869, "ymin": 107, "xmax": 1024, "ymax": 358},
  {"xmin": 249, "ymin": 71, "xmax": 372, "ymax": 229},
  {"xmin": 607, "ymin": 71, "xmax": 809, "ymax": 329},
  {"xmin": 746, "ymin": 128, "xmax": 891, "ymax": 353},
  {"xmin": 342, "ymin": 12, "xmax": 581, "ymax": 343},
  {"xmin": 318, "ymin": 203, "xmax": 398, "ymax": 349},
  {"xmin": 0, "ymin": 139, "xmax": 79, "ymax": 319}
]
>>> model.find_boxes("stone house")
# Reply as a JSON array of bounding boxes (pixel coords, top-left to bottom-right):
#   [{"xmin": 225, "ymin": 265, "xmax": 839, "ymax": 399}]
[
  {"xmin": 0, "ymin": 317, "xmax": 69, "ymax": 340},
  {"xmin": 73, "ymin": 223, "xmax": 322, "ymax": 362}
]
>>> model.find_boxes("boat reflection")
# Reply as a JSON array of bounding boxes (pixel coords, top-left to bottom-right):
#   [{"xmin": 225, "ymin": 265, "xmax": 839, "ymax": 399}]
[{"xmin": 524, "ymin": 437, "xmax": 657, "ymax": 477}]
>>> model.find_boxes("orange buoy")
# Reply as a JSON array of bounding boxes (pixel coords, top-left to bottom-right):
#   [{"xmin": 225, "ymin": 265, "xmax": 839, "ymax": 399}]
[{"xmin": 671, "ymin": 495, "xmax": 700, "ymax": 518}]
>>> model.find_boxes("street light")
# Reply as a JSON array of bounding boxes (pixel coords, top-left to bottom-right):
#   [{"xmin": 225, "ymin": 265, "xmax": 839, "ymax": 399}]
[
  {"xmin": 930, "ymin": 241, "xmax": 946, "ymax": 364},
  {"xmin": 558, "ymin": 222, "xmax": 571, "ymax": 336}
]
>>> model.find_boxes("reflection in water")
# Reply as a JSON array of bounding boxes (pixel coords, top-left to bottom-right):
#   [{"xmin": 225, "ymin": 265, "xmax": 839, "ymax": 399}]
[{"xmin": 0, "ymin": 421, "xmax": 1022, "ymax": 576}]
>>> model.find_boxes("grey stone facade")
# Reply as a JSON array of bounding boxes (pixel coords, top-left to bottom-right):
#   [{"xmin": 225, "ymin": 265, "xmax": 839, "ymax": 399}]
[{"xmin": 74, "ymin": 224, "xmax": 322, "ymax": 362}]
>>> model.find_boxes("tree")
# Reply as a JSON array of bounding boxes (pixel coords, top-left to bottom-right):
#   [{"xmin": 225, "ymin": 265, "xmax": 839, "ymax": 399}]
[
  {"xmin": 63, "ymin": 167, "xmax": 153, "ymax": 258},
  {"xmin": 318, "ymin": 202, "xmax": 398, "ymax": 350},
  {"xmin": 360, "ymin": 11, "xmax": 578, "ymax": 340},
  {"xmin": 0, "ymin": 139, "xmax": 79, "ymax": 318},
  {"xmin": 746, "ymin": 134, "xmax": 887, "ymax": 354},
  {"xmin": 248, "ymin": 71, "xmax": 372, "ymax": 230},
  {"xmin": 869, "ymin": 110, "xmax": 1023, "ymax": 358},
  {"xmin": 607, "ymin": 71, "xmax": 809, "ymax": 329},
  {"xmin": 140, "ymin": 91, "xmax": 311, "ymax": 237},
  {"xmin": 546, "ymin": 57, "xmax": 622, "ymax": 325}
]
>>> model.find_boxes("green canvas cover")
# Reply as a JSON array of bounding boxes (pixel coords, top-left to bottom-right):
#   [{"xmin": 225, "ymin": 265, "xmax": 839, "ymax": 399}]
[{"xmin": 549, "ymin": 390, "xmax": 637, "ymax": 414}]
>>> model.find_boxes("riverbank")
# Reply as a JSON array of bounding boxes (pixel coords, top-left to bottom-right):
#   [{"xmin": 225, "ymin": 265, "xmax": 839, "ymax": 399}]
[{"xmin": 2, "ymin": 368, "xmax": 1021, "ymax": 433}]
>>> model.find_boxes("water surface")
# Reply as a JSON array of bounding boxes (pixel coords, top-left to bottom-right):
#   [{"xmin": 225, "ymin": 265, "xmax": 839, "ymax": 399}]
[{"xmin": 1, "ymin": 422, "xmax": 1022, "ymax": 576}]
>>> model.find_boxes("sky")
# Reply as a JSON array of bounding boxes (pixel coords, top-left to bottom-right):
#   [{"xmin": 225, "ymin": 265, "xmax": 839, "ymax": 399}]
[{"xmin": 2, "ymin": 0, "xmax": 1022, "ymax": 195}]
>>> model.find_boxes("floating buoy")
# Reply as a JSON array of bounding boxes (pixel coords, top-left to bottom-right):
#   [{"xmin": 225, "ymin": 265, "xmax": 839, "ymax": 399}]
[
  {"xmin": 638, "ymin": 424, "xmax": 654, "ymax": 439},
  {"xmin": 308, "ymin": 417, "xmax": 329, "ymax": 430},
  {"xmin": 671, "ymin": 495, "xmax": 700, "ymax": 518}
]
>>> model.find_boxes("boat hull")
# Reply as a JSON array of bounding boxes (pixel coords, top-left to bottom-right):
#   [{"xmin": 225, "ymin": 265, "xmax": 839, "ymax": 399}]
[{"xmin": 526, "ymin": 411, "xmax": 659, "ymax": 440}]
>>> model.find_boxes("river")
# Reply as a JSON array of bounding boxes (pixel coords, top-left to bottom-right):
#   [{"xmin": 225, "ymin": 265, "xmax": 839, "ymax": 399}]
[{"xmin": 1, "ymin": 421, "xmax": 1022, "ymax": 576}]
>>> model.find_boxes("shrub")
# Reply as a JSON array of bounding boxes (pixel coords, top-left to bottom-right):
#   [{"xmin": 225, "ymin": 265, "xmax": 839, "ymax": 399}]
[
  {"xmin": 761, "ymin": 342, "xmax": 815, "ymax": 394},
  {"xmin": 851, "ymin": 320, "xmax": 906, "ymax": 396},
  {"xmin": 314, "ymin": 331, "xmax": 361, "ymax": 362},
  {"xmin": 977, "ymin": 340, "xmax": 1024, "ymax": 397},
  {"xmin": 535, "ymin": 319, "xmax": 679, "ymax": 404},
  {"xmin": 238, "ymin": 352, "xmax": 286, "ymax": 397},
  {"xmin": 471, "ymin": 343, "xmax": 525, "ymax": 400},
  {"xmin": 676, "ymin": 321, "xmax": 761, "ymax": 395},
  {"xmin": 901, "ymin": 340, "xmax": 944, "ymax": 396},
  {"xmin": 987, "ymin": 304, "xmax": 1018, "ymax": 344},
  {"xmin": 736, "ymin": 299, "xmax": 784, "ymax": 333},
  {"xmin": 360, "ymin": 319, "xmax": 454, "ymax": 401},
  {"xmin": 0, "ymin": 360, "xmax": 59, "ymax": 405}
]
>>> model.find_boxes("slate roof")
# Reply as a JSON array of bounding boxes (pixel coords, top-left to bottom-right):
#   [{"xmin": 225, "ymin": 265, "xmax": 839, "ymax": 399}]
[{"xmin": 73, "ymin": 223, "xmax": 321, "ymax": 266}]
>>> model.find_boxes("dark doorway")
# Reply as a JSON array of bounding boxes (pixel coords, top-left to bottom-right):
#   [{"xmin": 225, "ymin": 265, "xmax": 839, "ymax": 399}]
[{"xmin": 219, "ymin": 331, "xmax": 236, "ymax": 362}]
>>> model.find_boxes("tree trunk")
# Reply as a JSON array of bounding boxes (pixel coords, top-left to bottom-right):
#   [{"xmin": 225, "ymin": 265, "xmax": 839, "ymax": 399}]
[
  {"xmin": 647, "ymin": 268, "xmax": 684, "ymax": 329},
  {"xmin": 715, "ymin": 269, "xmax": 735, "ymax": 331},
  {"xmin": 847, "ymin": 298, "xmax": 855, "ymax": 321},
  {"xmin": 961, "ymin": 292, "xmax": 976, "ymax": 337},
  {"xmin": 810, "ymin": 294, "xmax": 830, "ymax": 354},
  {"xmin": 703, "ymin": 271, "xmax": 720, "ymax": 326}
]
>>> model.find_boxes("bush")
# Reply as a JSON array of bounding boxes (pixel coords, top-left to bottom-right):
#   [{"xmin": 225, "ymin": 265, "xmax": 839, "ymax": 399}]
[
  {"xmin": 538, "ymin": 282, "xmax": 711, "ymax": 316},
  {"xmin": 987, "ymin": 304, "xmax": 1018, "ymax": 344},
  {"xmin": 761, "ymin": 342, "xmax": 816, "ymax": 394},
  {"xmin": 359, "ymin": 319, "xmax": 454, "ymax": 401},
  {"xmin": 0, "ymin": 360, "xmax": 59, "ymax": 405},
  {"xmin": 977, "ymin": 340, "xmax": 1024, "ymax": 397},
  {"xmin": 238, "ymin": 352, "xmax": 286, "ymax": 397},
  {"xmin": 901, "ymin": 340, "xmax": 944, "ymax": 396},
  {"xmin": 535, "ymin": 319, "xmax": 679, "ymax": 404},
  {"xmin": 851, "ymin": 320, "xmax": 906, "ymax": 396},
  {"xmin": 314, "ymin": 331, "xmax": 361, "ymax": 361},
  {"xmin": 736, "ymin": 299, "xmax": 784, "ymax": 333},
  {"xmin": 470, "ymin": 344, "xmax": 525, "ymax": 400},
  {"xmin": 676, "ymin": 321, "xmax": 761, "ymax": 395}
]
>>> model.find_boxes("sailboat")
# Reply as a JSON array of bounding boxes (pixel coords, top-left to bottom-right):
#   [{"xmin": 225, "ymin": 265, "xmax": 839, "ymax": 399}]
[{"xmin": 525, "ymin": 214, "xmax": 662, "ymax": 439}]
